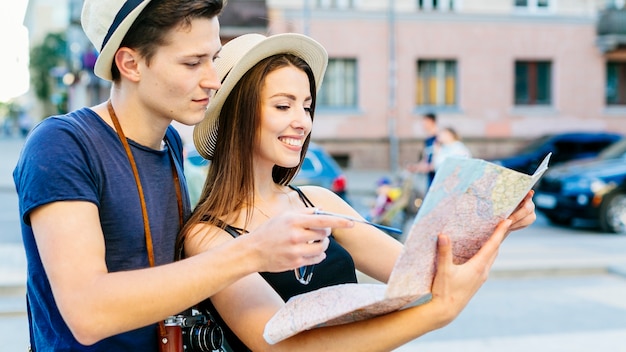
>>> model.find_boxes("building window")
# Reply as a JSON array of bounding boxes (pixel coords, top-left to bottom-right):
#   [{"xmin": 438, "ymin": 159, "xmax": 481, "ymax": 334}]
[
  {"xmin": 611, "ymin": 0, "xmax": 626, "ymax": 9},
  {"xmin": 418, "ymin": 0, "xmax": 455, "ymax": 11},
  {"xmin": 316, "ymin": 0, "xmax": 355, "ymax": 9},
  {"xmin": 606, "ymin": 61, "xmax": 626, "ymax": 105},
  {"xmin": 416, "ymin": 59, "xmax": 457, "ymax": 107},
  {"xmin": 318, "ymin": 58, "xmax": 358, "ymax": 108},
  {"xmin": 514, "ymin": 0, "xmax": 550, "ymax": 10},
  {"xmin": 514, "ymin": 61, "xmax": 552, "ymax": 105}
]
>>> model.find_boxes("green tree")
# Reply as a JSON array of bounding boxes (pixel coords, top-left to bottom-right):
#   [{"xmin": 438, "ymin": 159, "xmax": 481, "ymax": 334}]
[{"xmin": 29, "ymin": 32, "xmax": 68, "ymax": 115}]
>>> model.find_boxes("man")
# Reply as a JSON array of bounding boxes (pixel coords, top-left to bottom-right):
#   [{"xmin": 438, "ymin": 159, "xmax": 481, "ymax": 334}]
[
  {"xmin": 409, "ymin": 112, "xmax": 438, "ymax": 190},
  {"xmin": 13, "ymin": 1, "xmax": 351, "ymax": 350}
]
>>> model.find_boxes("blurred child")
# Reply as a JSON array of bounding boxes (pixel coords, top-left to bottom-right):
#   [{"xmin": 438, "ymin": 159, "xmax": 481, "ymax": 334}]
[{"xmin": 369, "ymin": 177, "xmax": 402, "ymax": 223}]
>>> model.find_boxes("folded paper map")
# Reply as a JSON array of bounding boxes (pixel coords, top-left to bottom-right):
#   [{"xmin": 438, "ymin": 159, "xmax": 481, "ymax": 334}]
[{"xmin": 263, "ymin": 153, "xmax": 551, "ymax": 344}]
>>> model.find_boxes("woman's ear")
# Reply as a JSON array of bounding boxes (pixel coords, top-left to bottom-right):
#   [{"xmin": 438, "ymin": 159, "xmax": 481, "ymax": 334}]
[{"xmin": 114, "ymin": 47, "xmax": 141, "ymax": 82}]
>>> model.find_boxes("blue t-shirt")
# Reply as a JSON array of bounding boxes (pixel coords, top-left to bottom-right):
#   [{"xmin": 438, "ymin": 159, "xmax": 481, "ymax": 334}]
[{"xmin": 13, "ymin": 108, "xmax": 190, "ymax": 351}]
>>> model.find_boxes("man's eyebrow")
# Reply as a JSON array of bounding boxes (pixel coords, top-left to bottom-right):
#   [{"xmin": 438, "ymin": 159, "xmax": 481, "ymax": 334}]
[{"xmin": 182, "ymin": 46, "xmax": 222, "ymax": 59}]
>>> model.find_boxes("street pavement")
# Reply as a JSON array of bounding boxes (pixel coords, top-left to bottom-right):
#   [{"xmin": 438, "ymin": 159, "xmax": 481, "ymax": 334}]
[{"xmin": 2, "ymin": 136, "xmax": 626, "ymax": 351}]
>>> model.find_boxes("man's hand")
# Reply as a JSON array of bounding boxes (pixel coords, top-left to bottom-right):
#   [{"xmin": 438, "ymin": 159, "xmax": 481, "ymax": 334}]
[{"xmin": 247, "ymin": 209, "xmax": 354, "ymax": 273}]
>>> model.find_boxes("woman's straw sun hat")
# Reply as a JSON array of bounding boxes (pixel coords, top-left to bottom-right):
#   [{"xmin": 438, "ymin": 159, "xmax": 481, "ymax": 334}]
[{"xmin": 193, "ymin": 33, "xmax": 328, "ymax": 160}]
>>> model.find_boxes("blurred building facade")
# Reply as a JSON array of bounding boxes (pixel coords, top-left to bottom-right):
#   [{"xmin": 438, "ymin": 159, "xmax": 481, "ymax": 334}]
[
  {"xmin": 23, "ymin": 0, "xmax": 626, "ymax": 169},
  {"xmin": 266, "ymin": 0, "xmax": 626, "ymax": 169},
  {"xmin": 21, "ymin": 0, "xmax": 69, "ymax": 121}
]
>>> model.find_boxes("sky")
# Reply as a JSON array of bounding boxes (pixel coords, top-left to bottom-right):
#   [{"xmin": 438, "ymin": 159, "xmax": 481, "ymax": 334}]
[{"xmin": 0, "ymin": 1, "xmax": 30, "ymax": 103}]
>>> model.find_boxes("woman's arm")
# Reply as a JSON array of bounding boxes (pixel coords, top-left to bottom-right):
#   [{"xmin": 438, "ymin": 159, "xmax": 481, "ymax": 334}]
[
  {"xmin": 299, "ymin": 186, "xmax": 536, "ymax": 282},
  {"xmin": 193, "ymin": 217, "xmax": 515, "ymax": 352}
]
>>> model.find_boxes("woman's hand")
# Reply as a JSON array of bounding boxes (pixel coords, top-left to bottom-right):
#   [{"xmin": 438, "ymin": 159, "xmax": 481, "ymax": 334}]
[
  {"xmin": 508, "ymin": 190, "xmax": 536, "ymax": 232},
  {"xmin": 427, "ymin": 218, "xmax": 512, "ymax": 328}
]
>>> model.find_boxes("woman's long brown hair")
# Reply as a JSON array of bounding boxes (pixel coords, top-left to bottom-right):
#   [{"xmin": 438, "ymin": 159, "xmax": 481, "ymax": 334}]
[{"xmin": 177, "ymin": 54, "xmax": 318, "ymax": 255}]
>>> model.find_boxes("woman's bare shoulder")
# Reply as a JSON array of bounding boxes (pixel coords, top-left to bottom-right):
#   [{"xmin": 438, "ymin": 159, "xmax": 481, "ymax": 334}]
[
  {"xmin": 294, "ymin": 185, "xmax": 352, "ymax": 212},
  {"xmin": 184, "ymin": 222, "xmax": 234, "ymax": 257},
  {"xmin": 293, "ymin": 185, "xmax": 339, "ymax": 202}
]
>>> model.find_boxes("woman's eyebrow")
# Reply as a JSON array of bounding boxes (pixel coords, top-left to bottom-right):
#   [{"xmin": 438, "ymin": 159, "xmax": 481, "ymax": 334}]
[{"xmin": 269, "ymin": 93, "xmax": 313, "ymax": 102}]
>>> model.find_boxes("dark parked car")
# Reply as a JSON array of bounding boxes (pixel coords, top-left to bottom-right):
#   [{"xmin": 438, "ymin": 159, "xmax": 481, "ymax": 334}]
[
  {"xmin": 534, "ymin": 138, "xmax": 626, "ymax": 233},
  {"xmin": 184, "ymin": 142, "xmax": 348, "ymax": 207},
  {"xmin": 490, "ymin": 132, "xmax": 622, "ymax": 175}
]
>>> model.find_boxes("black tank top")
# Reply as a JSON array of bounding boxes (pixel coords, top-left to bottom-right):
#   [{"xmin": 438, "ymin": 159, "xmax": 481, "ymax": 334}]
[{"xmin": 198, "ymin": 186, "xmax": 357, "ymax": 351}]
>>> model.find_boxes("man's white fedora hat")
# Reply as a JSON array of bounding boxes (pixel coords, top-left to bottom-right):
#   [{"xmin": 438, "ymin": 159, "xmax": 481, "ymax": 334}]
[{"xmin": 81, "ymin": 0, "xmax": 152, "ymax": 81}]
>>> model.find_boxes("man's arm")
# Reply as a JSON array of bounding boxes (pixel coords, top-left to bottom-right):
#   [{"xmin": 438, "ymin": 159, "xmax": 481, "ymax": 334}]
[{"xmin": 31, "ymin": 201, "xmax": 351, "ymax": 345}]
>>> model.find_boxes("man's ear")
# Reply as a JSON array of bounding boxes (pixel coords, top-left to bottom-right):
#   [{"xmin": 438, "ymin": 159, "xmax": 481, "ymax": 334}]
[{"xmin": 114, "ymin": 47, "xmax": 141, "ymax": 82}]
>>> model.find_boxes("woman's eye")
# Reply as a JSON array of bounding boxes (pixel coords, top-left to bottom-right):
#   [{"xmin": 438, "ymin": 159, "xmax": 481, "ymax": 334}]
[
  {"xmin": 185, "ymin": 62, "xmax": 200, "ymax": 67},
  {"xmin": 276, "ymin": 105, "xmax": 289, "ymax": 111},
  {"xmin": 304, "ymin": 107, "xmax": 312, "ymax": 113}
]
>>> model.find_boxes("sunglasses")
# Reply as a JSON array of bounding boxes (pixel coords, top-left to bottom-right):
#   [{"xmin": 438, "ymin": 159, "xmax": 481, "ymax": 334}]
[
  {"xmin": 294, "ymin": 210, "xmax": 403, "ymax": 285},
  {"xmin": 294, "ymin": 265, "xmax": 315, "ymax": 285}
]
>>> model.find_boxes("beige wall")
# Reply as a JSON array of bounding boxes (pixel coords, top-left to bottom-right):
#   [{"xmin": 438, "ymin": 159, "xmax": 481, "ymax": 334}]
[
  {"xmin": 24, "ymin": 0, "xmax": 70, "ymax": 45},
  {"xmin": 267, "ymin": 2, "xmax": 625, "ymax": 169},
  {"xmin": 268, "ymin": 0, "xmax": 607, "ymax": 14}
]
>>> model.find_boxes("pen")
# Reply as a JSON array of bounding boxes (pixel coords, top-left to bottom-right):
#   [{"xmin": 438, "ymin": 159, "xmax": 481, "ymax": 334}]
[{"xmin": 313, "ymin": 209, "xmax": 403, "ymax": 235}]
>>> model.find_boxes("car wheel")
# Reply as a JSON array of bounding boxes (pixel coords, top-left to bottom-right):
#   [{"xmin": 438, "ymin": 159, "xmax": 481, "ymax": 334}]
[
  {"xmin": 599, "ymin": 191, "xmax": 626, "ymax": 234},
  {"xmin": 543, "ymin": 213, "xmax": 572, "ymax": 226}
]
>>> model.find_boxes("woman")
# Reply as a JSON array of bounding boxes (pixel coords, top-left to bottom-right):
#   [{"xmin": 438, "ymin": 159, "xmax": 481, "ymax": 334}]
[
  {"xmin": 181, "ymin": 33, "xmax": 536, "ymax": 351},
  {"xmin": 432, "ymin": 127, "xmax": 472, "ymax": 170}
]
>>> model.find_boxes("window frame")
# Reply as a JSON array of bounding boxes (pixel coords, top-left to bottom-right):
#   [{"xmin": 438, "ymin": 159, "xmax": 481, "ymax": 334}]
[
  {"xmin": 316, "ymin": 0, "xmax": 356, "ymax": 9},
  {"xmin": 606, "ymin": 61, "xmax": 626, "ymax": 106},
  {"xmin": 514, "ymin": 0, "xmax": 551, "ymax": 12},
  {"xmin": 417, "ymin": 0, "xmax": 456, "ymax": 11},
  {"xmin": 415, "ymin": 58, "xmax": 459, "ymax": 110},
  {"xmin": 514, "ymin": 60, "xmax": 553, "ymax": 106},
  {"xmin": 317, "ymin": 57, "xmax": 359, "ymax": 110}
]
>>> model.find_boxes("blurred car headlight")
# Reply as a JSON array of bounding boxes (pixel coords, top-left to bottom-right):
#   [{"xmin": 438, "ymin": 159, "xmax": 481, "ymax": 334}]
[
  {"xmin": 562, "ymin": 178, "xmax": 595, "ymax": 193},
  {"xmin": 590, "ymin": 179, "xmax": 611, "ymax": 194},
  {"xmin": 562, "ymin": 177, "xmax": 616, "ymax": 196}
]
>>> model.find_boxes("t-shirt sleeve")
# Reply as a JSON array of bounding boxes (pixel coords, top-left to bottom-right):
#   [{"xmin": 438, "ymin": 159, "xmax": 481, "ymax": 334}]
[{"xmin": 14, "ymin": 117, "xmax": 100, "ymax": 225}]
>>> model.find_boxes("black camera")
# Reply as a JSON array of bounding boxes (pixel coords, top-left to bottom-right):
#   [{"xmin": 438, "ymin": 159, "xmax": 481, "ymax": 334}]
[{"xmin": 164, "ymin": 311, "xmax": 225, "ymax": 352}]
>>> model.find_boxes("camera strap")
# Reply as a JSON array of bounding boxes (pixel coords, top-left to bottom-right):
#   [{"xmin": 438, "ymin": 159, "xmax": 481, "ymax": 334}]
[{"xmin": 108, "ymin": 101, "xmax": 184, "ymax": 345}]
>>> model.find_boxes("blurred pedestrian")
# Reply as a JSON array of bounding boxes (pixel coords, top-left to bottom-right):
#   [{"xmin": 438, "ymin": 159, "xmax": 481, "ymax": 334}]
[
  {"xmin": 432, "ymin": 127, "xmax": 471, "ymax": 170},
  {"xmin": 18, "ymin": 110, "xmax": 33, "ymax": 137},
  {"xmin": 408, "ymin": 112, "xmax": 438, "ymax": 190}
]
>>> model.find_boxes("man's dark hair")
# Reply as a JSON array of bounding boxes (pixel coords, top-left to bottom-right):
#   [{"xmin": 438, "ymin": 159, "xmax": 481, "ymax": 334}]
[
  {"xmin": 111, "ymin": 0, "xmax": 225, "ymax": 81},
  {"xmin": 423, "ymin": 112, "xmax": 437, "ymax": 122}
]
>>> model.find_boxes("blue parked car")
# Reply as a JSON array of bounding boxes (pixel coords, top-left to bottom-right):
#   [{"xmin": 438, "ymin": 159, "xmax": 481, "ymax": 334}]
[
  {"xmin": 534, "ymin": 138, "xmax": 626, "ymax": 233},
  {"xmin": 289, "ymin": 142, "xmax": 348, "ymax": 201},
  {"xmin": 490, "ymin": 132, "xmax": 622, "ymax": 175},
  {"xmin": 184, "ymin": 142, "xmax": 348, "ymax": 207}
]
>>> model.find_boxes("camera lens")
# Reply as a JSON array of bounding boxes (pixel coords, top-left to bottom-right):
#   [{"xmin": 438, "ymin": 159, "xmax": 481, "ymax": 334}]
[{"xmin": 183, "ymin": 323, "xmax": 224, "ymax": 352}]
